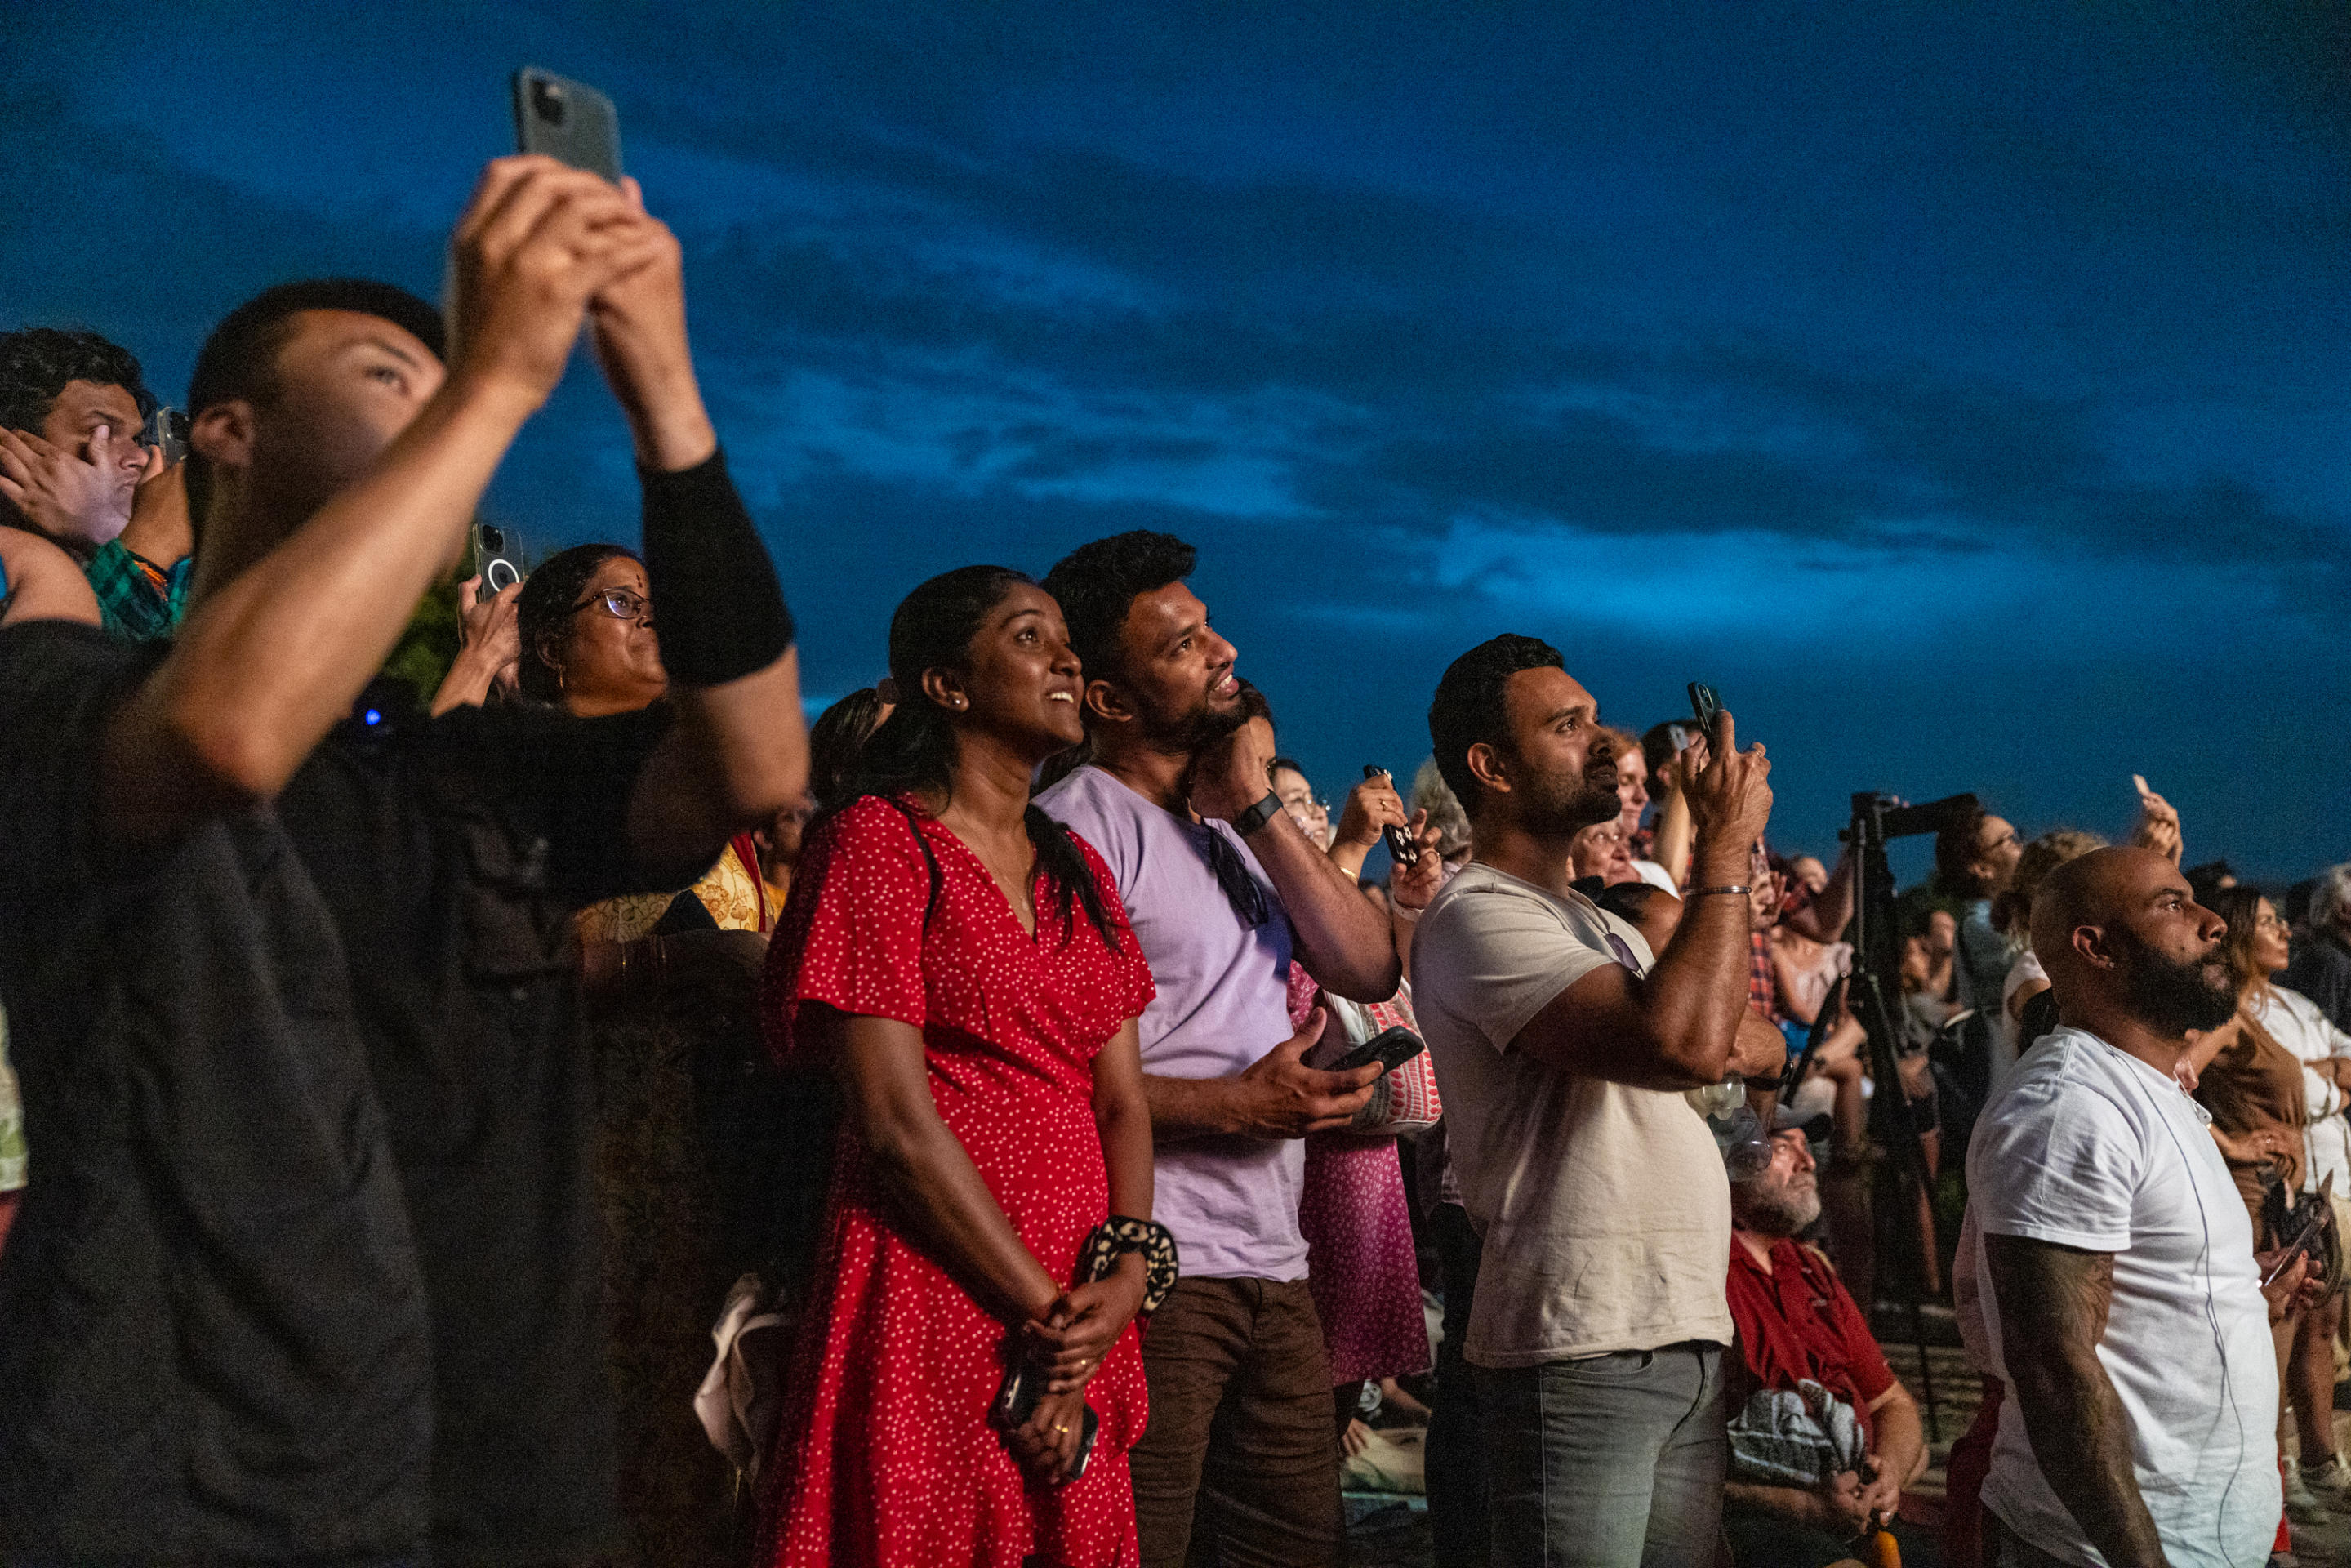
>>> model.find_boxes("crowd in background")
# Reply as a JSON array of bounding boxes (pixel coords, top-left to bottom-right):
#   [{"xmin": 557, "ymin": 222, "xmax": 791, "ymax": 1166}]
[{"xmin": 1, "ymin": 154, "xmax": 2347, "ymax": 1568}]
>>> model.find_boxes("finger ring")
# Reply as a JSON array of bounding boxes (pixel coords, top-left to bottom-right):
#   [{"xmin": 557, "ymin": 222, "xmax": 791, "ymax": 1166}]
[{"xmin": 1053, "ymin": 1421, "xmax": 1071, "ymax": 1435}]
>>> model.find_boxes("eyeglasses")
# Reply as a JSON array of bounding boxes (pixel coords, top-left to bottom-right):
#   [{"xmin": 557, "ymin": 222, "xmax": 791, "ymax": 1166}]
[
  {"xmin": 2255, "ymin": 912, "xmax": 2290, "ymax": 933},
  {"xmin": 570, "ymin": 586, "xmax": 651, "ymax": 622}
]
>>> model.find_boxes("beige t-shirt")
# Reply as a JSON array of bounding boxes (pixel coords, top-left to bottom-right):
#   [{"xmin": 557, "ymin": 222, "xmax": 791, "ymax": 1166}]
[{"xmin": 1412, "ymin": 862, "xmax": 1734, "ymax": 1367}]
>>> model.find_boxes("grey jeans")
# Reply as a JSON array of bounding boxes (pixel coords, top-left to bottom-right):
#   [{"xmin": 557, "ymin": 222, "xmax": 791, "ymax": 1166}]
[{"xmin": 1475, "ymin": 1342, "xmax": 1728, "ymax": 1568}]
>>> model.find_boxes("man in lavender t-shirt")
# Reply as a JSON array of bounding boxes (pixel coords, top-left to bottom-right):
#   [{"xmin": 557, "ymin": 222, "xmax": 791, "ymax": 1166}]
[{"xmin": 1037, "ymin": 532, "xmax": 1400, "ymax": 1568}]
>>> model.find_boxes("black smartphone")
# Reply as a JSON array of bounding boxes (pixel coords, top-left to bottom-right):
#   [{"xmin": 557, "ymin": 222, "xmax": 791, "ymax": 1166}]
[
  {"xmin": 1363, "ymin": 765, "xmax": 1420, "ymax": 870},
  {"xmin": 146, "ymin": 407, "xmax": 189, "ymax": 466},
  {"xmin": 1320, "ymin": 1024, "xmax": 1426, "ymax": 1076},
  {"xmin": 474, "ymin": 522, "xmax": 526, "ymax": 598},
  {"xmin": 512, "ymin": 68, "xmax": 623, "ymax": 181},
  {"xmin": 989, "ymin": 1362, "xmax": 1102, "ymax": 1478},
  {"xmin": 1687, "ymin": 681, "xmax": 1723, "ymax": 738}
]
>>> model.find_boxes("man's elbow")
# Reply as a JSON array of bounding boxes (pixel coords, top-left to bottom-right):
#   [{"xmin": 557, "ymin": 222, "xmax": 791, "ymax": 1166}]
[
  {"xmin": 1318, "ymin": 949, "xmax": 1403, "ymax": 1004},
  {"xmin": 170, "ymin": 702, "xmax": 293, "ymax": 813}
]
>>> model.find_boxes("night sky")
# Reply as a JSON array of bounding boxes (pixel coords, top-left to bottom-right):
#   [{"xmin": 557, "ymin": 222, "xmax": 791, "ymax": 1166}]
[{"xmin": 7, "ymin": 2, "xmax": 2345, "ymax": 883}]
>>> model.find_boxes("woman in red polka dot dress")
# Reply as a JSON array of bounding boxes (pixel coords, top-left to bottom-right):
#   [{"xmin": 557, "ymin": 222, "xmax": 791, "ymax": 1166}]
[{"xmin": 759, "ymin": 566, "xmax": 1160, "ymax": 1568}]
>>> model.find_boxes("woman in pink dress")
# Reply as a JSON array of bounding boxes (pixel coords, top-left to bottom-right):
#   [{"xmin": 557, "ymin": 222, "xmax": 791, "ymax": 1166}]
[{"xmin": 759, "ymin": 566, "xmax": 1166, "ymax": 1567}]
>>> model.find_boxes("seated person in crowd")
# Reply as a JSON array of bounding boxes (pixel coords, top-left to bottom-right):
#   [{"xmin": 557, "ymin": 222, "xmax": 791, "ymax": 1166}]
[
  {"xmin": 0, "ymin": 326, "xmax": 193, "ymax": 639},
  {"xmin": 1722, "ymin": 1121, "xmax": 1926, "ymax": 1568},
  {"xmin": 0, "ymin": 158, "xmax": 806, "ymax": 1565}
]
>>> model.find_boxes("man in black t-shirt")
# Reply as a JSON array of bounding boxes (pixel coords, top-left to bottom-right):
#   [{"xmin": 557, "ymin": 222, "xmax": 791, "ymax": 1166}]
[{"xmin": 0, "ymin": 159, "xmax": 808, "ymax": 1565}]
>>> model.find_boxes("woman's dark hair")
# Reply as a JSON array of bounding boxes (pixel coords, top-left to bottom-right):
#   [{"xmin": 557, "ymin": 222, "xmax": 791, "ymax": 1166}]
[
  {"xmin": 1932, "ymin": 806, "xmax": 1994, "ymax": 898},
  {"xmin": 514, "ymin": 541, "xmax": 638, "ymax": 704},
  {"xmin": 2211, "ymin": 883, "xmax": 2270, "ymax": 993},
  {"xmin": 830, "ymin": 564, "xmax": 1120, "ymax": 951},
  {"xmin": 808, "ymin": 688, "xmax": 889, "ymax": 808}
]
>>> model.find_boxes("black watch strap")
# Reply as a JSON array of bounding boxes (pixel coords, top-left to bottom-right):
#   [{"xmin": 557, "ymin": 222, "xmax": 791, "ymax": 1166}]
[{"xmin": 1231, "ymin": 791, "xmax": 1285, "ymax": 838}]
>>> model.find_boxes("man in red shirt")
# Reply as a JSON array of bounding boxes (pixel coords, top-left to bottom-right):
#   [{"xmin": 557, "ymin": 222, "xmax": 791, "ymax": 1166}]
[{"xmin": 1723, "ymin": 1120, "xmax": 1928, "ymax": 1568}]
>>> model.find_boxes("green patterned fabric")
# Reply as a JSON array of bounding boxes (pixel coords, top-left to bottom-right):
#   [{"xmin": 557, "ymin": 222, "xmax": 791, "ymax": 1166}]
[
  {"xmin": 85, "ymin": 539, "xmax": 191, "ymax": 642},
  {"xmin": 0, "ymin": 1007, "xmax": 24, "ymax": 1193}
]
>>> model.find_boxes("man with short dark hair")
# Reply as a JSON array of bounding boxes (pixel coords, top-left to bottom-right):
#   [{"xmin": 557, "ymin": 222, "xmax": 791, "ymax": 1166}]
[
  {"xmin": 1721, "ymin": 1121, "xmax": 1928, "ymax": 1568},
  {"xmin": 0, "ymin": 158, "xmax": 808, "ymax": 1564},
  {"xmin": 0, "ymin": 326, "xmax": 193, "ymax": 638},
  {"xmin": 1409, "ymin": 632, "xmax": 1782, "ymax": 1565},
  {"xmin": 1965, "ymin": 846, "xmax": 2309, "ymax": 1568},
  {"xmin": 1035, "ymin": 529, "xmax": 1400, "ymax": 1568}
]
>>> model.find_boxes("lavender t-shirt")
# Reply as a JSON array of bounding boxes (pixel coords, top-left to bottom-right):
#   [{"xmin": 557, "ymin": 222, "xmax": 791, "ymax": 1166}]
[{"xmin": 1035, "ymin": 765, "xmax": 1305, "ymax": 1281}]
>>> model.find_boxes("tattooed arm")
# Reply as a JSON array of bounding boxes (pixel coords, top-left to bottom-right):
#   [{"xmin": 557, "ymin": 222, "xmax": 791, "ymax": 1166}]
[{"xmin": 1984, "ymin": 1233, "xmax": 2168, "ymax": 1568}]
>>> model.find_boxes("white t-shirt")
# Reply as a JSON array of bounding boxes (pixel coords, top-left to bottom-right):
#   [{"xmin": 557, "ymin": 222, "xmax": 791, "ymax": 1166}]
[
  {"xmin": 2250, "ymin": 985, "xmax": 2351, "ymax": 1196},
  {"xmin": 1963, "ymin": 1027, "xmax": 2279, "ymax": 1568},
  {"xmin": 1411, "ymin": 862, "xmax": 1733, "ymax": 1367}
]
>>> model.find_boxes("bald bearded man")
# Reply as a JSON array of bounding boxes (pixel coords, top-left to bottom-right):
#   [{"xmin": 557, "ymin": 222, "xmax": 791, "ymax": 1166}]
[{"xmin": 1959, "ymin": 847, "xmax": 2316, "ymax": 1568}]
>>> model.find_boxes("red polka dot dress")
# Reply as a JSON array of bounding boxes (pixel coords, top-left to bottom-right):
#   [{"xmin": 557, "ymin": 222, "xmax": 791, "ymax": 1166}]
[{"xmin": 757, "ymin": 795, "xmax": 1156, "ymax": 1568}]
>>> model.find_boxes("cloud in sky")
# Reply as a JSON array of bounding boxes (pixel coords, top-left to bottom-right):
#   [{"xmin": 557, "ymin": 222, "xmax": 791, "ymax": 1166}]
[{"xmin": 3, "ymin": 0, "xmax": 2346, "ymax": 873}]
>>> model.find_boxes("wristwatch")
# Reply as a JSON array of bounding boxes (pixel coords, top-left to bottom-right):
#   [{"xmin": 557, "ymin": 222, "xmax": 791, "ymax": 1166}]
[{"xmin": 1231, "ymin": 791, "xmax": 1285, "ymax": 838}]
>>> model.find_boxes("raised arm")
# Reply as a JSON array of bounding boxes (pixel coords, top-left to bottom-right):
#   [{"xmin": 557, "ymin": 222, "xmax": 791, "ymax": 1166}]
[
  {"xmin": 1984, "ymin": 1233, "xmax": 2168, "ymax": 1568},
  {"xmin": 584, "ymin": 178, "xmax": 808, "ymax": 883},
  {"xmin": 1190, "ymin": 726, "xmax": 1399, "ymax": 1001},
  {"xmin": 1509, "ymin": 710, "xmax": 1778, "ymax": 1089},
  {"xmin": 100, "ymin": 158, "xmax": 649, "ymax": 848}
]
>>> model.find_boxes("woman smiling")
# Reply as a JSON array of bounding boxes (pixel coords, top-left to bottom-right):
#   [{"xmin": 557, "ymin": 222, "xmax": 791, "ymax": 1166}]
[{"xmin": 759, "ymin": 565, "xmax": 1161, "ymax": 1567}]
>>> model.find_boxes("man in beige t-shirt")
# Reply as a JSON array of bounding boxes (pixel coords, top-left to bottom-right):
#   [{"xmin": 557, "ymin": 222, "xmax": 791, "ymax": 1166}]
[{"xmin": 1414, "ymin": 634, "xmax": 1782, "ymax": 1567}]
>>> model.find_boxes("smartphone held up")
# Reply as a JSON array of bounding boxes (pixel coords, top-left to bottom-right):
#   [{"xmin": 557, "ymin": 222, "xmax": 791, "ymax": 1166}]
[{"xmin": 512, "ymin": 68, "xmax": 623, "ymax": 180}]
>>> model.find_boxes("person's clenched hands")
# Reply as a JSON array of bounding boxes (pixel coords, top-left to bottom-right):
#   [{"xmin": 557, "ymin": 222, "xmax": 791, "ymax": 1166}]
[
  {"xmin": 1229, "ymin": 1007, "xmax": 1379, "ymax": 1137},
  {"xmin": 1023, "ymin": 1254, "xmax": 1146, "ymax": 1393},
  {"xmin": 454, "ymin": 575, "xmax": 523, "ymax": 690},
  {"xmin": 0, "ymin": 425, "xmax": 137, "ymax": 550},
  {"xmin": 446, "ymin": 156, "xmax": 660, "ymax": 414},
  {"xmin": 1815, "ymin": 1469, "xmax": 1873, "ymax": 1538},
  {"xmin": 1004, "ymin": 1387, "xmax": 1089, "ymax": 1486}
]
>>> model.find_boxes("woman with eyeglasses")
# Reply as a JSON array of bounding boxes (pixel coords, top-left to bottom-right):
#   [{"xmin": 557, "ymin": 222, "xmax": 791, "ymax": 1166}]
[{"xmin": 514, "ymin": 541, "xmax": 786, "ymax": 1568}]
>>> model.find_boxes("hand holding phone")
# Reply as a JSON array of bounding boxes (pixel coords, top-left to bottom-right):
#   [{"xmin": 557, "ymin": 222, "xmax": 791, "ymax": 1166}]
[
  {"xmin": 1311, "ymin": 1024, "xmax": 1427, "ymax": 1076},
  {"xmin": 1363, "ymin": 766, "xmax": 1421, "ymax": 870}
]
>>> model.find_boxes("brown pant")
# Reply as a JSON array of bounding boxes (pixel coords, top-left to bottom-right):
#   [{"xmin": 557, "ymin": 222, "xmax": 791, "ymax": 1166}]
[{"xmin": 1129, "ymin": 1276, "xmax": 1345, "ymax": 1568}]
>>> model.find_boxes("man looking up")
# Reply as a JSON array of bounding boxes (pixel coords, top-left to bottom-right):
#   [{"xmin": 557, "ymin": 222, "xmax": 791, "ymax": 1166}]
[
  {"xmin": 1966, "ymin": 847, "xmax": 2308, "ymax": 1568},
  {"xmin": 0, "ymin": 158, "xmax": 807, "ymax": 1565},
  {"xmin": 1409, "ymin": 633, "xmax": 1783, "ymax": 1566},
  {"xmin": 0, "ymin": 326, "xmax": 194, "ymax": 639},
  {"xmin": 1721, "ymin": 1122, "xmax": 1929, "ymax": 1567},
  {"xmin": 1035, "ymin": 530, "xmax": 1399, "ymax": 1568}
]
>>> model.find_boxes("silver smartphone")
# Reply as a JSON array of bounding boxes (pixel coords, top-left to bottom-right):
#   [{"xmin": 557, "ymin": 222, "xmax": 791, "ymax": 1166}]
[
  {"xmin": 473, "ymin": 522, "xmax": 526, "ymax": 597},
  {"xmin": 512, "ymin": 68, "xmax": 622, "ymax": 181}
]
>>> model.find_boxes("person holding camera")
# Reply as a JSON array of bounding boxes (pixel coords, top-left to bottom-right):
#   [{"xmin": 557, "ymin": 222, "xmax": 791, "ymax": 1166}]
[
  {"xmin": 0, "ymin": 156, "xmax": 807, "ymax": 1564},
  {"xmin": 1409, "ymin": 634, "xmax": 1783, "ymax": 1566}
]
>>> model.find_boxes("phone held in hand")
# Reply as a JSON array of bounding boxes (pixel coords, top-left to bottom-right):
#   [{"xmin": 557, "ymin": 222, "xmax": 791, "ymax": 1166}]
[
  {"xmin": 1363, "ymin": 764, "xmax": 1420, "ymax": 870},
  {"xmin": 474, "ymin": 522, "xmax": 526, "ymax": 598},
  {"xmin": 146, "ymin": 407, "xmax": 190, "ymax": 467},
  {"xmin": 1311, "ymin": 1024, "xmax": 1427, "ymax": 1076},
  {"xmin": 512, "ymin": 68, "xmax": 623, "ymax": 181},
  {"xmin": 1687, "ymin": 681, "xmax": 1723, "ymax": 738}
]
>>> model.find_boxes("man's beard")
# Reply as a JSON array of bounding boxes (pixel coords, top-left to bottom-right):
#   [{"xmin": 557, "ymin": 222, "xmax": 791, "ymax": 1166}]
[
  {"xmin": 2113, "ymin": 928, "xmax": 2238, "ymax": 1035},
  {"xmin": 1144, "ymin": 687, "xmax": 1248, "ymax": 757},
  {"xmin": 1735, "ymin": 1177, "xmax": 1821, "ymax": 1241},
  {"xmin": 1516, "ymin": 753, "xmax": 1622, "ymax": 839}
]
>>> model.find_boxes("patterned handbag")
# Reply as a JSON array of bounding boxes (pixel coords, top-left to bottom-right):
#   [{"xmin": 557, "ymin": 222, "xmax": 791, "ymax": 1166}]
[{"xmin": 1333, "ymin": 988, "xmax": 1443, "ymax": 1136}]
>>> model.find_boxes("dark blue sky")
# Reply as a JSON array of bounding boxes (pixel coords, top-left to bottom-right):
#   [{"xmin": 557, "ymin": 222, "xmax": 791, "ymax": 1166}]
[{"xmin": 7, "ymin": 2, "xmax": 2345, "ymax": 881}]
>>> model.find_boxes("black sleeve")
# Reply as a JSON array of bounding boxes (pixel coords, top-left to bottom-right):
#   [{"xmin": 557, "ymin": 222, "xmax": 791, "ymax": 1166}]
[
  {"xmin": 0, "ymin": 623, "xmax": 163, "ymax": 906},
  {"xmin": 429, "ymin": 699, "xmax": 679, "ymax": 909},
  {"xmin": 639, "ymin": 448, "xmax": 795, "ymax": 688}
]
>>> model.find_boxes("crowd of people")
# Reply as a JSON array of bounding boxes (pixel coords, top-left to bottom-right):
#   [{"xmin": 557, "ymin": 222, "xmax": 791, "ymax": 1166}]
[{"xmin": 0, "ymin": 152, "xmax": 2345, "ymax": 1568}]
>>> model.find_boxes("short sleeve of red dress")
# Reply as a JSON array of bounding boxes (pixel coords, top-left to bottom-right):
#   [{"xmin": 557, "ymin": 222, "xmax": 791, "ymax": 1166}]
[
  {"xmin": 1066, "ymin": 832, "xmax": 1156, "ymax": 1036},
  {"xmin": 760, "ymin": 796, "xmax": 933, "ymax": 1065}
]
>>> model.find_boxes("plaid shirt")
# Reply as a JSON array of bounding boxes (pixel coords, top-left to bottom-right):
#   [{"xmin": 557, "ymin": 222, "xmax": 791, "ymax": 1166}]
[
  {"xmin": 85, "ymin": 539, "xmax": 191, "ymax": 642},
  {"xmin": 1748, "ymin": 929, "xmax": 1783, "ymax": 1022}
]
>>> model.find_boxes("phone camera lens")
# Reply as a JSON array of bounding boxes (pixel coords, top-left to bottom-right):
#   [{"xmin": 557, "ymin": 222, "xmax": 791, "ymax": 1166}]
[
  {"xmin": 531, "ymin": 78, "xmax": 567, "ymax": 127},
  {"xmin": 481, "ymin": 528, "xmax": 505, "ymax": 552}
]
